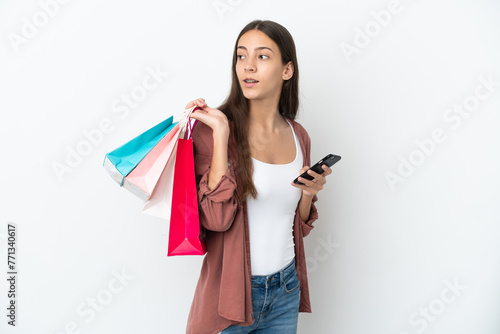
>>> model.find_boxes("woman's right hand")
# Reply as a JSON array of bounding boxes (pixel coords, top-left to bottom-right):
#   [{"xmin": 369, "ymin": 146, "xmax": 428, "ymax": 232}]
[{"xmin": 186, "ymin": 98, "xmax": 229, "ymax": 133}]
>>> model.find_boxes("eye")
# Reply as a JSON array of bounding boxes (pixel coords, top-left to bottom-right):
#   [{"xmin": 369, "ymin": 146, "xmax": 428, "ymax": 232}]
[
  {"xmin": 259, "ymin": 55, "xmax": 269, "ymax": 59},
  {"xmin": 237, "ymin": 54, "xmax": 245, "ymax": 60}
]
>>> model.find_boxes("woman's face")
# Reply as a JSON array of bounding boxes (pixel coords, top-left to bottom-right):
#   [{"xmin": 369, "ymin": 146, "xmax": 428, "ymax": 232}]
[{"xmin": 235, "ymin": 29, "xmax": 292, "ymax": 103}]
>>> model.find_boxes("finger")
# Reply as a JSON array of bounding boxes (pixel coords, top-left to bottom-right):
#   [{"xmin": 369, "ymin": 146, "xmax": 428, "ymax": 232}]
[
  {"xmin": 298, "ymin": 175, "xmax": 315, "ymax": 187},
  {"xmin": 200, "ymin": 105, "xmax": 215, "ymax": 113},
  {"xmin": 306, "ymin": 168, "xmax": 320, "ymax": 179},
  {"xmin": 189, "ymin": 108, "xmax": 202, "ymax": 120},
  {"xmin": 307, "ymin": 169, "xmax": 326, "ymax": 185},
  {"xmin": 292, "ymin": 177, "xmax": 318, "ymax": 193},
  {"xmin": 291, "ymin": 181, "xmax": 308, "ymax": 191},
  {"xmin": 186, "ymin": 102, "xmax": 200, "ymax": 109},
  {"xmin": 323, "ymin": 164, "xmax": 333, "ymax": 175},
  {"xmin": 299, "ymin": 177, "xmax": 321, "ymax": 193},
  {"xmin": 194, "ymin": 107, "xmax": 205, "ymax": 114},
  {"xmin": 194, "ymin": 99, "xmax": 207, "ymax": 108},
  {"xmin": 188, "ymin": 99, "xmax": 206, "ymax": 109},
  {"xmin": 318, "ymin": 164, "xmax": 332, "ymax": 176},
  {"xmin": 191, "ymin": 109, "xmax": 209, "ymax": 123}
]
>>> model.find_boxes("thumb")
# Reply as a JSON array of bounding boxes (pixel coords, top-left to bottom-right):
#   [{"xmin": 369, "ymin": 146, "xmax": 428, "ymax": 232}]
[{"xmin": 189, "ymin": 109, "xmax": 206, "ymax": 122}]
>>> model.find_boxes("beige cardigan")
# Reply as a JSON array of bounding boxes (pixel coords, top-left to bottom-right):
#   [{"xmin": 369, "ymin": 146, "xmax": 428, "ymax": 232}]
[{"xmin": 186, "ymin": 117, "xmax": 319, "ymax": 334}]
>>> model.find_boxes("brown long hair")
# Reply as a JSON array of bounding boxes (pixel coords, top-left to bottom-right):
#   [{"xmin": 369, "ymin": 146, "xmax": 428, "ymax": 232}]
[{"xmin": 217, "ymin": 19, "xmax": 300, "ymax": 202}]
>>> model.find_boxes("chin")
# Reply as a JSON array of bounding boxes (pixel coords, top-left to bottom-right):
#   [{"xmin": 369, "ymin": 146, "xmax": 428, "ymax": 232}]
[{"xmin": 241, "ymin": 90, "xmax": 259, "ymax": 101}]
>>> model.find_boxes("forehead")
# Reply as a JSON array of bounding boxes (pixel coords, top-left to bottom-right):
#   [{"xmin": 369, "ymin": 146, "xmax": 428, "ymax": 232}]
[{"xmin": 237, "ymin": 29, "xmax": 277, "ymax": 50}]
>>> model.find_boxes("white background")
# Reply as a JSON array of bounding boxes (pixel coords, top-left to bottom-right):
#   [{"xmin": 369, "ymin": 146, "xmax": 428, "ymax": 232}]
[{"xmin": 1, "ymin": 0, "xmax": 499, "ymax": 333}]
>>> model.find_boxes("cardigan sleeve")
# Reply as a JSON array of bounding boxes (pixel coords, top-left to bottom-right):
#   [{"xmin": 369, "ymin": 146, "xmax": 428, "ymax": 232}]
[
  {"xmin": 192, "ymin": 122, "xmax": 239, "ymax": 232},
  {"xmin": 196, "ymin": 160, "xmax": 239, "ymax": 232},
  {"xmin": 298, "ymin": 122, "xmax": 319, "ymax": 237},
  {"xmin": 300, "ymin": 193, "xmax": 319, "ymax": 237}
]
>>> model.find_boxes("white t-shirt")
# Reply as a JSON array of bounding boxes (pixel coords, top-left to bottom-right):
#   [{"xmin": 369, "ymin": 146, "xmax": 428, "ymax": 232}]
[{"xmin": 247, "ymin": 119, "xmax": 304, "ymax": 275}]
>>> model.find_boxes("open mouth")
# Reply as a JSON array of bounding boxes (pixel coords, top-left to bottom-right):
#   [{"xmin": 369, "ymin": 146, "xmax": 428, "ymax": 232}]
[{"xmin": 244, "ymin": 79, "xmax": 259, "ymax": 83}]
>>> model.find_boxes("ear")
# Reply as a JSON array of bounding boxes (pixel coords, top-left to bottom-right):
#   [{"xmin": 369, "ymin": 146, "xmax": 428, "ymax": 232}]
[{"xmin": 282, "ymin": 61, "xmax": 294, "ymax": 81}]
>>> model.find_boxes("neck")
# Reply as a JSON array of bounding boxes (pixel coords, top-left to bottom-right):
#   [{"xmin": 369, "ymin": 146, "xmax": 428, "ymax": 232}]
[{"xmin": 248, "ymin": 98, "xmax": 285, "ymax": 133}]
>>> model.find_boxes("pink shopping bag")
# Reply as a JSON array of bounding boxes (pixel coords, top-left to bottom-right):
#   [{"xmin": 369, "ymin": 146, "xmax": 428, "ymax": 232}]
[
  {"xmin": 124, "ymin": 123, "xmax": 180, "ymax": 201},
  {"xmin": 141, "ymin": 139, "xmax": 178, "ymax": 220}
]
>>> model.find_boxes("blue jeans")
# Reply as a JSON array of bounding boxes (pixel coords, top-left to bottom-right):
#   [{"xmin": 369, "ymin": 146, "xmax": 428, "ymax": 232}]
[{"xmin": 219, "ymin": 257, "xmax": 301, "ymax": 334}]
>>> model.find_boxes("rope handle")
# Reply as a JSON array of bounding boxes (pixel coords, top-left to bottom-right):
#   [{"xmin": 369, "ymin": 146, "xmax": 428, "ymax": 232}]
[{"xmin": 173, "ymin": 105, "xmax": 200, "ymax": 140}]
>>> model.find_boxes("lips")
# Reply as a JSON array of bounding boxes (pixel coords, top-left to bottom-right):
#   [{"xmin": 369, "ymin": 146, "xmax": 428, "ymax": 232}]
[{"xmin": 243, "ymin": 77, "xmax": 259, "ymax": 88}]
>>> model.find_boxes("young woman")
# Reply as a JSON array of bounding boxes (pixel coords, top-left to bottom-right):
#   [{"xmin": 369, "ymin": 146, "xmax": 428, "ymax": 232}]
[{"xmin": 185, "ymin": 20, "xmax": 333, "ymax": 334}]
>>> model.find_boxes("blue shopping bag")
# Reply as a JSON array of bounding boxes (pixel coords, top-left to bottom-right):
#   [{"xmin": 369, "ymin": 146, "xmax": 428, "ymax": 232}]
[{"xmin": 103, "ymin": 115, "xmax": 177, "ymax": 186}]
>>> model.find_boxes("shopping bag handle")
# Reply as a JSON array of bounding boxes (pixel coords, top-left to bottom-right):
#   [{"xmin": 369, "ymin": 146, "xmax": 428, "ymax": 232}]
[
  {"xmin": 174, "ymin": 106, "xmax": 200, "ymax": 140},
  {"xmin": 184, "ymin": 106, "xmax": 199, "ymax": 140}
]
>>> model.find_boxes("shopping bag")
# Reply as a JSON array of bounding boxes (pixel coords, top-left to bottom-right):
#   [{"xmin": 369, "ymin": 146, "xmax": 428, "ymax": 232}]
[
  {"xmin": 167, "ymin": 108, "xmax": 206, "ymax": 256},
  {"xmin": 141, "ymin": 139, "xmax": 178, "ymax": 219},
  {"xmin": 123, "ymin": 123, "xmax": 181, "ymax": 201},
  {"xmin": 141, "ymin": 106, "xmax": 198, "ymax": 219},
  {"xmin": 103, "ymin": 116, "xmax": 177, "ymax": 186}
]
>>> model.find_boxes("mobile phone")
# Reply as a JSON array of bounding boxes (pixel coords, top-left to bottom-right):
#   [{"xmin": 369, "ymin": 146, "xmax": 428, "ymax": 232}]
[{"xmin": 293, "ymin": 154, "xmax": 341, "ymax": 185}]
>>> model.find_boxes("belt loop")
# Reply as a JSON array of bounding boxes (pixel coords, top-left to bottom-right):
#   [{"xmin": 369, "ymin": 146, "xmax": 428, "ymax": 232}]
[{"xmin": 280, "ymin": 267, "xmax": 284, "ymax": 289}]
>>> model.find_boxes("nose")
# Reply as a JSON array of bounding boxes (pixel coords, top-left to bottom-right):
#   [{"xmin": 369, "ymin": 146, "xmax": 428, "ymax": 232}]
[{"xmin": 244, "ymin": 58, "xmax": 256, "ymax": 72}]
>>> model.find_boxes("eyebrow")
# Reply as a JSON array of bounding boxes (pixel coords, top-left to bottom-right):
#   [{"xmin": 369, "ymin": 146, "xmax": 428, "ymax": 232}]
[{"xmin": 237, "ymin": 46, "xmax": 274, "ymax": 52}]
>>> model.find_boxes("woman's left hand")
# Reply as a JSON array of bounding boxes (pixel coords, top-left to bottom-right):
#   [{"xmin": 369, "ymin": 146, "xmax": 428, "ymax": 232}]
[{"xmin": 291, "ymin": 164, "xmax": 332, "ymax": 197}]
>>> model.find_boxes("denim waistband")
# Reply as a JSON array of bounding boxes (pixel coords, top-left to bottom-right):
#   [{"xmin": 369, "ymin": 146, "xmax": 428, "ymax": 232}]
[{"xmin": 251, "ymin": 257, "xmax": 296, "ymax": 287}]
